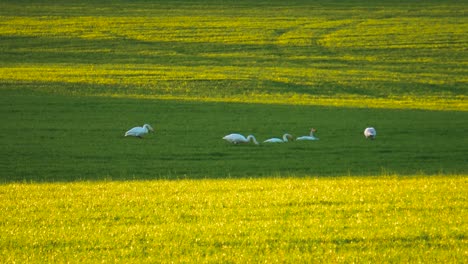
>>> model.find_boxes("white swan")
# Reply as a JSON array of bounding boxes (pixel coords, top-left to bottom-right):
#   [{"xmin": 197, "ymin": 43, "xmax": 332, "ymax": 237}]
[
  {"xmin": 125, "ymin": 124, "xmax": 154, "ymax": 138},
  {"xmin": 364, "ymin": 127, "xmax": 376, "ymax": 139},
  {"xmin": 223, "ymin": 133, "xmax": 259, "ymax": 145},
  {"xmin": 296, "ymin": 128, "xmax": 319, "ymax": 141},
  {"xmin": 263, "ymin": 133, "xmax": 294, "ymax": 143}
]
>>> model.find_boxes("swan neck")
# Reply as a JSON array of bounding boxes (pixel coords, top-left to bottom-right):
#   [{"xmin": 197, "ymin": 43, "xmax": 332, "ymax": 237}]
[
  {"xmin": 143, "ymin": 124, "xmax": 153, "ymax": 133},
  {"xmin": 247, "ymin": 135, "xmax": 259, "ymax": 145}
]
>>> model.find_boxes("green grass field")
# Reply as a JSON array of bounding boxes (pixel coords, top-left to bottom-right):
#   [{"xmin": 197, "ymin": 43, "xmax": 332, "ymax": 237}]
[
  {"xmin": 1, "ymin": 90, "xmax": 467, "ymax": 182},
  {"xmin": 0, "ymin": 0, "xmax": 467, "ymax": 262},
  {"xmin": 1, "ymin": 177, "xmax": 467, "ymax": 262},
  {"xmin": 1, "ymin": 0, "xmax": 466, "ymax": 110}
]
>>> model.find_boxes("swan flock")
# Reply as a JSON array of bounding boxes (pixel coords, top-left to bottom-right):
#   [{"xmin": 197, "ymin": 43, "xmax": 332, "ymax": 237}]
[
  {"xmin": 223, "ymin": 128, "xmax": 321, "ymax": 145},
  {"xmin": 123, "ymin": 124, "xmax": 376, "ymax": 143},
  {"xmin": 222, "ymin": 127, "xmax": 377, "ymax": 145}
]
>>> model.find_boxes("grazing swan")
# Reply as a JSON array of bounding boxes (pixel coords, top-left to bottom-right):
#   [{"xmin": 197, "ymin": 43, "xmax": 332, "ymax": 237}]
[
  {"xmin": 364, "ymin": 127, "xmax": 377, "ymax": 139},
  {"xmin": 263, "ymin": 133, "xmax": 294, "ymax": 143},
  {"xmin": 223, "ymin": 133, "xmax": 259, "ymax": 145},
  {"xmin": 125, "ymin": 124, "xmax": 154, "ymax": 138},
  {"xmin": 296, "ymin": 128, "xmax": 319, "ymax": 141}
]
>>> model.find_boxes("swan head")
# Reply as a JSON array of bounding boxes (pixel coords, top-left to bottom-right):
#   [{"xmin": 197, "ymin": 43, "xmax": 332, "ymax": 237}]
[
  {"xmin": 311, "ymin": 128, "xmax": 317, "ymax": 133},
  {"xmin": 284, "ymin": 133, "xmax": 294, "ymax": 142},
  {"xmin": 144, "ymin": 124, "xmax": 154, "ymax": 132}
]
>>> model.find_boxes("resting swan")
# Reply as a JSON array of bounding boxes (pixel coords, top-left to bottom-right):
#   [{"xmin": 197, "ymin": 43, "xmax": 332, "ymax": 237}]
[
  {"xmin": 296, "ymin": 128, "xmax": 319, "ymax": 141},
  {"xmin": 364, "ymin": 127, "xmax": 376, "ymax": 139},
  {"xmin": 223, "ymin": 133, "xmax": 259, "ymax": 145},
  {"xmin": 263, "ymin": 133, "xmax": 294, "ymax": 143},
  {"xmin": 125, "ymin": 124, "xmax": 154, "ymax": 138}
]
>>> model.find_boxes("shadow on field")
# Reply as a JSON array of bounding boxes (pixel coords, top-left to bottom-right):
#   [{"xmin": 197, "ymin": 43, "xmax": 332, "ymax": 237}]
[{"xmin": 1, "ymin": 91, "xmax": 467, "ymax": 183}]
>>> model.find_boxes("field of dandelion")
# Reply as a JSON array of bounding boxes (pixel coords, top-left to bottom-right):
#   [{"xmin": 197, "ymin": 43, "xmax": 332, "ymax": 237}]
[{"xmin": 0, "ymin": 0, "xmax": 467, "ymax": 262}]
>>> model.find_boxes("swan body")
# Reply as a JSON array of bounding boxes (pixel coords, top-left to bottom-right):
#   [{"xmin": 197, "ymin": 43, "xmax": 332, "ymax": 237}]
[
  {"xmin": 364, "ymin": 127, "xmax": 376, "ymax": 139},
  {"xmin": 297, "ymin": 128, "xmax": 319, "ymax": 141},
  {"xmin": 125, "ymin": 124, "xmax": 154, "ymax": 138},
  {"xmin": 263, "ymin": 133, "xmax": 293, "ymax": 143},
  {"xmin": 223, "ymin": 133, "xmax": 259, "ymax": 145}
]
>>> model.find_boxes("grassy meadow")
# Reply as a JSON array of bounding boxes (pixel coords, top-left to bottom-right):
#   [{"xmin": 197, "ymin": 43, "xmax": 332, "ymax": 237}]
[
  {"xmin": 0, "ymin": 0, "xmax": 467, "ymax": 262},
  {"xmin": 1, "ymin": 90, "xmax": 467, "ymax": 182},
  {"xmin": 1, "ymin": 0, "xmax": 466, "ymax": 110},
  {"xmin": 1, "ymin": 177, "xmax": 467, "ymax": 262}
]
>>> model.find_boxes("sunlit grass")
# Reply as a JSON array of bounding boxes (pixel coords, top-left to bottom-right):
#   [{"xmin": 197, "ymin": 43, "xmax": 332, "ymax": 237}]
[
  {"xmin": 0, "ymin": 0, "xmax": 466, "ymax": 111},
  {"xmin": 0, "ymin": 1, "xmax": 467, "ymax": 262},
  {"xmin": 319, "ymin": 17, "xmax": 467, "ymax": 50},
  {"xmin": 1, "ymin": 176, "xmax": 466, "ymax": 262},
  {"xmin": 0, "ymin": 16, "xmax": 351, "ymax": 45},
  {"xmin": 1, "ymin": 63, "xmax": 465, "ymax": 88},
  {"xmin": 1, "ymin": 64, "xmax": 466, "ymax": 110}
]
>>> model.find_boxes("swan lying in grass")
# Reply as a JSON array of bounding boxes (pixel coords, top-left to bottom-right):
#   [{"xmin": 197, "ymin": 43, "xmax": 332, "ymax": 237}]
[
  {"xmin": 364, "ymin": 127, "xmax": 376, "ymax": 139},
  {"xmin": 125, "ymin": 124, "xmax": 154, "ymax": 138},
  {"xmin": 263, "ymin": 133, "xmax": 294, "ymax": 143},
  {"xmin": 296, "ymin": 128, "xmax": 319, "ymax": 141},
  {"xmin": 223, "ymin": 133, "xmax": 259, "ymax": 145}
]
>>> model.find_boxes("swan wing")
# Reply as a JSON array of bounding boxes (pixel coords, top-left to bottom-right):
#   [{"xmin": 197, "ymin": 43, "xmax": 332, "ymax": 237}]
[
  {"xmin": 125, "ymin": 126, "xmax": 146, "ymax": 137},
  {"xmin": 263, "ymin": 138, "xmax": 283, "ymax": 143},
  {"xmin": 296, "ymin": 136, "xmax": 319, "ymax": 141},
  {"xmin": 223, "ymin": 133, "xmax": 247, "ymax": 143},
  {"xmin": 364, "ymin": 127, "xmax": 376, "ymax": 138}
]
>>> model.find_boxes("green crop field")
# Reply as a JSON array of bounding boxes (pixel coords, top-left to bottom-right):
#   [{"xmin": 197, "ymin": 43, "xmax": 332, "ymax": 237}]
[
  {"xmin": 0, "ymin": 0, "xmax": 467, "ymax": 262},
  {"xmin": 1, "ymin": 0, "xmax": 466, "ymax": 110}
]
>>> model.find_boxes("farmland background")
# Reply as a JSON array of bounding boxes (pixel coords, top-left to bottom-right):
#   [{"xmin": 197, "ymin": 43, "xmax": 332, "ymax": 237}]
[
  {"xmin": 1, "ymin": 0, "xmax": 467, "ymax": 181},
  {"xmin": 1, "ymin": 0, "xmax": 466, "ymax": 110},
  {"xmin": 0, "ymin": 0, "xmax": 467, "ymax": 262}
]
